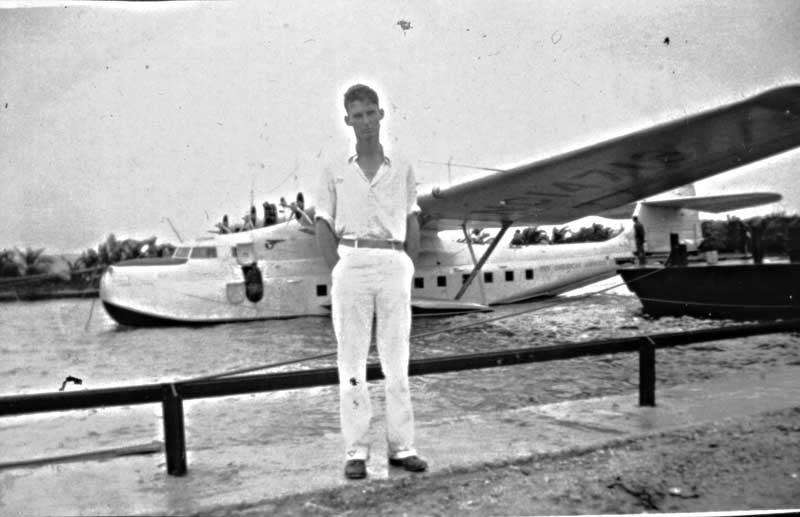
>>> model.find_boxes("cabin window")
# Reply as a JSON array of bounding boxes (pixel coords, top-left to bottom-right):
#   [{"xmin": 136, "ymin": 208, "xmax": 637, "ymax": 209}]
[
  {"xmin": 174, "ymin": 247, "xmax": 191, "ymax": 259},
  {"xmin": 190, "ymin": 246, "xmax": 218, "ymax": 259},
  {"xmin": 414, "ymin": 277, "xmax": 424, "ymax": 289},
  {"xmin": 462, "ymin": 274, "xmax": 471, "ymax": 284},
  {"xmin": 316, "ymin": 284, "xmax": 327, "ymax": 297},
  {"xmin": 505, "ymin": 271, "xmax": 514, "ymax": 282},
  {"xmin": 483, "ymin": 272, "xmax": 493, "ymax": 283},
  {"xmin": 525, "ymin": 268, "xmax": 534, "ymax": 280},
  {"xmin": 437, "ymin": 275, "xmax": 447, "ymax": 287}
]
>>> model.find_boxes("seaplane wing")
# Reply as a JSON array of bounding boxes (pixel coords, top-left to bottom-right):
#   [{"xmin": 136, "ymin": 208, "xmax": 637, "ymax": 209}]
[
  {"xmin": 641, "ymin": 192, "xmax": 781, "ymax": 213},
  {"xmin": 417, "ymin": 85, "xmax": 800, "ymax": 231}
]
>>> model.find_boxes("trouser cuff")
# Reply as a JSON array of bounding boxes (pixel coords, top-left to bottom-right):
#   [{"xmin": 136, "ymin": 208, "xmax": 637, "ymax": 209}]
[
  {"xmin": 388, "ymin": 448, "xmax": 417, "ymax": 460},
  {"xmin": 344, "ymin": 445, "xmax": 370, "ymax": 461}
]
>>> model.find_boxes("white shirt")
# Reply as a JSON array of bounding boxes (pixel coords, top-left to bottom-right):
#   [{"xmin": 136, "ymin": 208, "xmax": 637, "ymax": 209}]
[{"xmin": 315, "ymin": 154, "xmax": 421, "ymax": 242}]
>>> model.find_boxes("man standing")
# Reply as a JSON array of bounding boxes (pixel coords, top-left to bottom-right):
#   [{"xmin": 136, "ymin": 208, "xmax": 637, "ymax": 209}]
[
  {"xmin": 633, "ymin": 215, "xmax": 646, "ymax": 265},
  {"xmin": 314, "ymin": 84, "xmax": 427, "ymax": 480}
]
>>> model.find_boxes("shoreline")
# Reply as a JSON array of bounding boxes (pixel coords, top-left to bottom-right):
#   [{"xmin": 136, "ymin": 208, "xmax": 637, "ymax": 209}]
[{"xmin": 0, "ymin": 288, "xmax": 98, "ymax": 302}]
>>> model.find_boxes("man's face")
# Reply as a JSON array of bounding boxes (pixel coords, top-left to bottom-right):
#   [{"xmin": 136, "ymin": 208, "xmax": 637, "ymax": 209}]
[{"xmin": 345, "ymin": 100, "xmax": 384, "ymax": 140}]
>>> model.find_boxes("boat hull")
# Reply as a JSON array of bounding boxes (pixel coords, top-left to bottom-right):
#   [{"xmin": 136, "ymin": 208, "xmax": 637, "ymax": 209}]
[{"xmin": 618, "ymin": 263, "xmax": 800, "ymax": 320}]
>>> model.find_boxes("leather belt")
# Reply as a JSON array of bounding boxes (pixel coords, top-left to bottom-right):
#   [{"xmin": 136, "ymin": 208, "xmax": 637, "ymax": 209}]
[{"xmin": 340, "ymin": 238, "xmax": 404, "ymax": 250}]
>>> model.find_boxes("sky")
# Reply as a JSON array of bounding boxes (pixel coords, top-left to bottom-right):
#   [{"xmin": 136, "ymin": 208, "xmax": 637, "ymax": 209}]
[{"xmin": 1, "ymin": 0, "xmax": 799, "ymax": 254}]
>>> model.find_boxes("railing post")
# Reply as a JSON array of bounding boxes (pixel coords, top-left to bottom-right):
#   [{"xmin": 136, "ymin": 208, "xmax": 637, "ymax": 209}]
[
  {"xmin": 161, "ymin": 384, "xmax": 187, "ymax": 476},
  {"xmin": 638, "ymin": 338, "xmax": 656, "ymax": 406}
]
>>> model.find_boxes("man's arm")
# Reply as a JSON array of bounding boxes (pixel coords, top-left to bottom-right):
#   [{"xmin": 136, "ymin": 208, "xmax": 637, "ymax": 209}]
[
  {"xmin": 315, "ymin": 218, "xmax": 340, "ymax": 269},
  {"xmin": 405, "ymin": 213, "xmax": 420, "ymax": 262},
  {"xmin": 404, "ymin": 161, "xmax": 421, "ymax": 263}
]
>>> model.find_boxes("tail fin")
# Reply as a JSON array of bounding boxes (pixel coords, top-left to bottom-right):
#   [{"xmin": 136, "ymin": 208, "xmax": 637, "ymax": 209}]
[
  {"xmin": 636, "ymin": 202, "xmax": 703, "ymax": 253},
  {"xmin": 636, "ymin": 191, "xmax": 781, "ymax": 253}
]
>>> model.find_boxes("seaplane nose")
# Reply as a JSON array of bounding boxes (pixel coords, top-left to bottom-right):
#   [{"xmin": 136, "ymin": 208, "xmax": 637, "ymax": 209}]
[
  {"xmin": 99, "ymin": 267, "xmax": 111, "ymax": 296},
  {"xmin": 100, "ymin": 264, "xmax": 133, "ymax": 291},
  {"xmin": 105, "ymin": 264, "xmax": 123, "ymax": 280},
  {"xmin": 101, "ymin": 265, "xmax": 116, "ymax": 285}
]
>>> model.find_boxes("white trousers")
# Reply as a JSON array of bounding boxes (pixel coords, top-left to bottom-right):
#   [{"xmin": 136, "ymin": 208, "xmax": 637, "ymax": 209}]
[{"xmin": 331, "ymin": 245, "xmax": 416, "ymax": 461}]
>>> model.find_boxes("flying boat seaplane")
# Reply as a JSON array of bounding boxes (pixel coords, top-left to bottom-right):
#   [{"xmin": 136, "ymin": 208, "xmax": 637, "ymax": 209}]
[{"xmin": 100, "ymin": 85, "xmax": 800, "ymax": 326}]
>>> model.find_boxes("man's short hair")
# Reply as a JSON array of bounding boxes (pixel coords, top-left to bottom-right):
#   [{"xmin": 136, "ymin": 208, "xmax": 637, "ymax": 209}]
[{"xmin": 343, "ymin": 84, "xmax": 379, "ymax": 111}]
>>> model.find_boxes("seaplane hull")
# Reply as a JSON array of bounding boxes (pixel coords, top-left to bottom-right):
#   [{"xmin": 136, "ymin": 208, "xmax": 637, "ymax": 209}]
[{"xmin": 99, "ymin": 221, "xmax": 633, "ymax": 326}]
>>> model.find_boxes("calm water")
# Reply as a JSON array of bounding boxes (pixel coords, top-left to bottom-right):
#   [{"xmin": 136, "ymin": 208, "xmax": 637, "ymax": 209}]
[{"xmin": 2, "ymin": 277, "xmax": 799, "ymax": 463}]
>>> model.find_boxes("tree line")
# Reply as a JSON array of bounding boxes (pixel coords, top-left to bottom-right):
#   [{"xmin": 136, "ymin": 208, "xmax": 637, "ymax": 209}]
[
  {"xmin": 510, "ymin": 222, "xmax": 624, "ymax": 246},
  {"xmin": 699, "ymin": 213, "xmax": 800, "ymax": 254},
  {"xmin": 0, "ymin": 235, "xmax": 175, "ymax": 291},
  {"xmin": 507, "ymin": 214, "xmax": 800, "ymax": 253},
  {"xmin": 2, "ymin": 213, "xmax": 799, "ymax": 286}
]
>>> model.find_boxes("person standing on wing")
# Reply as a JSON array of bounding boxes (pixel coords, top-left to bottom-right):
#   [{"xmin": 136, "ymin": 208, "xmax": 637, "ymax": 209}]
[{"xmin": 314, "ymin": 83, "xmax": 427, "ymax": 480}]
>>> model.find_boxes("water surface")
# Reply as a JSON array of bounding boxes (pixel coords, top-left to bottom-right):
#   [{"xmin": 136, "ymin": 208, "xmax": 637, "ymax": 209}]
[{"xmin": 2, "ymin": 277, "xmax": 798, "ymax": 463}]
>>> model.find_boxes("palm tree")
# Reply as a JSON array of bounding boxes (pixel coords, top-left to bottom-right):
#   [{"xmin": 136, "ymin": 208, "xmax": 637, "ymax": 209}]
[
  {"xmin": 0, "ymin": 249, "xmax": 24, "ymax": 277},
  {"xmin": 551, "ymin": 226, "xmax": 571, "ymax": 244},
  {"xmin": 17, "ymin": 247, "xmax": 46, "ymax": 275},
  {"xmin": 16, "ymin": 247, "xmax": 70, "ymax": 280}
]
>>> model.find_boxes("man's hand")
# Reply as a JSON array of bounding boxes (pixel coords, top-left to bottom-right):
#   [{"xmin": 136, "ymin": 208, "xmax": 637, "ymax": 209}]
[
  {"xmin": 405, "ymin": 213, "xmax": 420, "ymax": 262},
  {"xmin": 315, "ymin": 218, "xmax": 340, "ymax": 269}
]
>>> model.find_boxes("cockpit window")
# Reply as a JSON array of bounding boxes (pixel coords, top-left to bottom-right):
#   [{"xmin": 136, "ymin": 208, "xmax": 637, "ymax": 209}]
[
  {"xmin": 190, "ymin": 247, "xmax": 218, "ymax": 259},
  {"xmin": 174, "ymin": 247, "xmax": 191, "ymax": 259}
]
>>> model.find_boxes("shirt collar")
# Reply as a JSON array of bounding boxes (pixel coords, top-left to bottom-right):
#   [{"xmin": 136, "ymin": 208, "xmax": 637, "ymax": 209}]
[{"xmin": 348, "ymin": 154, "xmax": 392, "ymax": 166}]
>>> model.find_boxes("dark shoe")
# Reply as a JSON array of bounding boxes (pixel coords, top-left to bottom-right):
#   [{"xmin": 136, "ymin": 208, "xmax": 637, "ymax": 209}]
[
  {"xmin": 344, "ymin": 459, "xmax": 367, "ymax": 479},
  {"xmin": 388, "ymin": 455, "xmax": 428, "ymax": 472}
]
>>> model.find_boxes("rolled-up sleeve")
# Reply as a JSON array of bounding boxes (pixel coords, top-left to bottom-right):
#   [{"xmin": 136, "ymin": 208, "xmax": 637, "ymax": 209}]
[
  {"xmin": 314, "ymin": 165, "xmax": 336, "ymax": 227},
  {"xmin": 407, "ymin": 163, "xmax": 421, "ymax": 215}
]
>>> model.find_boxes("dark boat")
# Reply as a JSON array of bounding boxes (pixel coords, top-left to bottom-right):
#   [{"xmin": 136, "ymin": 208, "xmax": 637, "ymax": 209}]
[{"xmin": 618, "ymin": 261, "xmax": 800, "ymax": 320}]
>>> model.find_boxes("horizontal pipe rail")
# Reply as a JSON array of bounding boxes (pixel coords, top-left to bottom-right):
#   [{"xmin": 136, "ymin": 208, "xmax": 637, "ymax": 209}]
[
  {"xmin": 3, "ymin": 317, "xmax": 799, "ymax": 476},
  {"xmin": 3, "ymin": 318, "xmax": 800, "ymax": 417}
]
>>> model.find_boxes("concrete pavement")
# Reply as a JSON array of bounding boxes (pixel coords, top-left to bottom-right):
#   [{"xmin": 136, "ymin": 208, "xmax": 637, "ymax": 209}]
[{"xmin": 1, "ymin": 366, "xmax": 799, "ymax": 516}]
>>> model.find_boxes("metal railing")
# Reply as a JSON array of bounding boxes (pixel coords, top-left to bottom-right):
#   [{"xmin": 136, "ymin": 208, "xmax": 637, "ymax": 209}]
[{"xmin": 2, "ymin": 318, "xmax": 799, "ymax": 476}]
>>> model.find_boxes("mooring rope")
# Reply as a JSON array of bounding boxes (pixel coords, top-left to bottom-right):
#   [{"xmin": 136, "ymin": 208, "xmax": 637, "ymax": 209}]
[
  {"xmin": 637, "ymin": 296, "xmax": 796, "ymax": 310},
  {"xmin": 178, "ymin": 266, "xmax": 668, "ymax": 384}
]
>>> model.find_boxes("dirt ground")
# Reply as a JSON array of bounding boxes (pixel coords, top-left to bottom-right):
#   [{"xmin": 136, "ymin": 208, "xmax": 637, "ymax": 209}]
[{"xmin": 214, "ymin": 407, "xmax": 800, "ymax": 516}]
